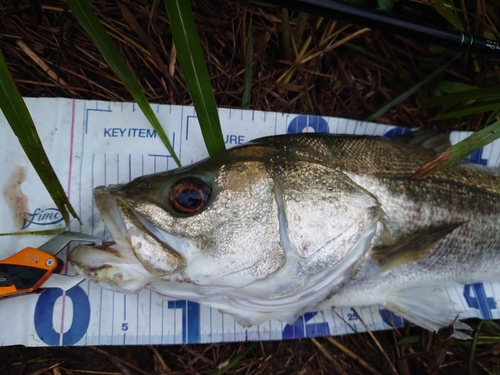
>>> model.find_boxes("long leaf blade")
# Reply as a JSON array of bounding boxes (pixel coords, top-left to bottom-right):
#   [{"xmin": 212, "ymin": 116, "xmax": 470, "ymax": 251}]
[
  {"xmin": 164, "ymin": 0, "xmax": 225, "ymax": 156},
  {"xmin": 425, "ymin": 86, "xmax": 500, "ymax": 107},
  {"xmin": 242, "ymin": 15, "xmax": 253, "ymax": 109},
  {"xmin": 365, "ymin": 56, "xmax": 457, "ymax": 122},
  {"xmin": 0, "ymin": 49, "xmax": 78, "ymax": 227},
  {"xmin": 66, "ymin": 0, "xmax": 180, "ymax": 166},
  {"xmin": 430, "ymin": 103, "xmax": 500, "ymax": 120},
  {"xmin": 432, "ymin": 1, "xmax": 464, "ymax": 31},
  {"xmin": 411, "ymin": 120, "xmax": 500, "ymax": 180},
  {"xmin": 210, "ymin": 342, "xmax": 258, "ymax": 375}
]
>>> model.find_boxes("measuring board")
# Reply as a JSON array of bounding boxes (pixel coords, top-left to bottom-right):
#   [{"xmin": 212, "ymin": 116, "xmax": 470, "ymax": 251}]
[{"xmin": 1, "ymin": 98, "xmax": 499, "ymax": 346}]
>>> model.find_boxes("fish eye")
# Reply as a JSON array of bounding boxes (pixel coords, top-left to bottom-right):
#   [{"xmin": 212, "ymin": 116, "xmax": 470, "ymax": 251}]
[{"xmin": 169, "ymin": 178, "xmax": 211, "ymax": 214}]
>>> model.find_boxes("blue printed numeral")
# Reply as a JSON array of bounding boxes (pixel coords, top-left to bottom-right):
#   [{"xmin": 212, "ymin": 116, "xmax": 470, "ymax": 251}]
[
  {"xmin": 282, "ymin": 312, "xmax": 330, "ymax": 339},
  {"xmin": 382, "ymin": 127, "xmax": 411, "ymax": 138},
  {"xmin": 464, "ymin": 283, "xmax": 496, "ymax": 319},
  {"xmin": 167, "ymin": 300, "xmax": 201, "ymax": 343},
  {"xmin": 467, "ymin": 148, "xmax": 488, "ymax": 165},
  {"xmin": 379, "ymin": 309, "xmax": 408, "ymax": 328},
  {"xmin": 34, "ymin": 286, "xmax": 91, "ymax": 346},
  {"xmin": 287, "ymin": 115, "xmax": 329, "ymax": 134},
  {"xmin": 347, "ymin": 312, "xmax": 357, "ymax": 321}
]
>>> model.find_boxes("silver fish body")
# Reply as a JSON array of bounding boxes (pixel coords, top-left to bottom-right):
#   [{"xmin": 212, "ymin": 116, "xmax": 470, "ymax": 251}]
[{"xmin": 70, "ymin": 134, "xmax": 500, "ymax": 336}]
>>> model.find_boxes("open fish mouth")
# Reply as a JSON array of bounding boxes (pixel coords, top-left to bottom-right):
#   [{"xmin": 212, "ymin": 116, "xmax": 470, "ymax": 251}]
[
  {"xmin": 94, "ymin": 185, "xmax": 188, "ymax": 275},
  {"xmin": 70, "ymin": 185, "xmax": 188, "ymax": 292}
]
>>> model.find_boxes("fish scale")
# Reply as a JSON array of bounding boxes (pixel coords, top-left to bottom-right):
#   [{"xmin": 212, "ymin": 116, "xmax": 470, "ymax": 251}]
[{"xmin": 70, "ymin": 134, "xmax": 500, "ymax": 337}]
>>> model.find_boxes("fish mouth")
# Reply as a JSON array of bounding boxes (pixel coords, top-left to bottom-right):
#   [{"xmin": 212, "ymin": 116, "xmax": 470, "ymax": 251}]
[
  {"xmin": 97, "ymin": 185, "xmax": 188, "ymax": 275},
  {"xmin": 71, "ymin": 185, "xmax": 187, "ymax": 288},
  {"xmin": 93, "ymin": 185, "xmax": 131, "ymax": 251}
]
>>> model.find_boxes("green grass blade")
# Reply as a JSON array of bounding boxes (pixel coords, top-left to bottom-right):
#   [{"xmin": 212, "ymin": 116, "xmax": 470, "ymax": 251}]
[
  {"xmin": 0, "ymin": 228, "xmax": 66, "ymax": 237},
  {"xmin": 365, "ymin": 56, "xmax": 457, "ymax": 122},
  {"xmin": 378, "ymin": 0, "xmax": 398, "ymax": 12},
  {"xmin": 430, "ymin": 103, "xmax": 500, "ymax": 120},
  {"xmin": 281, "ymin": 8, "xmax": 293, "ymax": 61},
  {"xmin": 432, "ymin": 80, "xmax": 477, "ymax": 96},
  {"xmin": 242, "ymin": 15, "xmax": 253, "ymax": 109},
  {"xmin": 411, "ymin": 120, "xmax": 500, "ymax": 180},
  {"xmin": 344, "ymin": 42, "xmax": 388, "ymax": 63},
  {"xmin": 467, "ymin": 321, "xmax": 484, "ymax": 375},
  {"xmin": 66, "ymin": 0, "xmax": 180, "ymax": 166},
  {"xmin": 485, "ymin": 109, "xmax": 500, "ymax": 126},
  {"xmin": 164, "ymin": 0, "xmax": 225, "ymax": 156},
  {"xmin": 293, "ymin": 12, "xmax": 309, "ymax": 49},
  {"xmin": 432, "ymin": 0, "xmax": 464, "ymax": 31},
  {"xmin": 425, "ymin": 86, "xmax": 500, "ymax": 107},
  {"xmin": 210, "ymin": 342, "xmax": 258, "ymax": 375},
  {"xmin": 0, "ymin": 49, "xmax": 78, "ymax": 227}
]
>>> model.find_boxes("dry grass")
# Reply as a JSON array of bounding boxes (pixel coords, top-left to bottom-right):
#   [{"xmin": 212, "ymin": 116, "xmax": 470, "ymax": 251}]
[
  {"xmin": 2, "ymin": 321, "xmax": 500, "ymax": 374},
  {"xmin": 1, "ymin": 0, "xmax": 500, "ymax": 374},
  {"xmin": 3, "ymin": 0, "xmax": 498, "ymax": 127}
]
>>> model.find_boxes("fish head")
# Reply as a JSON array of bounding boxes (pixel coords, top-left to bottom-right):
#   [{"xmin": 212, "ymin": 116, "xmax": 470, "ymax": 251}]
[
  {"xmin": 71, "ymin": 144, "xmax": 289, "ymax": 293},
  {"xmin": 71, "ymin": 137, "xmax": 381, "ymax": 322}
]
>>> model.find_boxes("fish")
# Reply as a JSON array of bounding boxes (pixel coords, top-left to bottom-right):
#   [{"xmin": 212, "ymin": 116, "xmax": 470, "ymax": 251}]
[{"xmin": 70, "ymin": 134, "xmax": 500, "ymax": 337}]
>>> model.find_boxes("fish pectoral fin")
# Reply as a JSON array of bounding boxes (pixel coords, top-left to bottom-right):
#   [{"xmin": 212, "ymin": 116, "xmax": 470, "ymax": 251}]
[
  {"xmin": 373, "ymin": 222, "xmax": 465, "ymax": 271},
  {"xmin": 384, "ymin": 285, "xmax": 471, "ymax": 339}
]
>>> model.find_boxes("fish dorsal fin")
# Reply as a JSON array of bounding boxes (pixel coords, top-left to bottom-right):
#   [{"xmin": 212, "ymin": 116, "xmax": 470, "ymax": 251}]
[
  {"xmin": 384, "ymin": 285, "xmax": 471, "ymax": 339},
  {"xmin": 396, "ymin": 129, "xmax": 451, "ymax": 154},
  {"xmin": 373, "ymin": 222, "xmax": 464, "ymax": 271}
]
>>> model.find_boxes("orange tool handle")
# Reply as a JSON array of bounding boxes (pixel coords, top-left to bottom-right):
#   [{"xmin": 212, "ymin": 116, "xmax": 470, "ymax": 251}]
[{"xmin": 0, "ymin": 248, "xmax": 59, "ymax": 298}]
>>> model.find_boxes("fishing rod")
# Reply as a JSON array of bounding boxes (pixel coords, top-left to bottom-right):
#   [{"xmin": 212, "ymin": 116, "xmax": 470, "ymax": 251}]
[{"xmin": 263, "ymin": 0, "xmax": 500, "ymax": 60}]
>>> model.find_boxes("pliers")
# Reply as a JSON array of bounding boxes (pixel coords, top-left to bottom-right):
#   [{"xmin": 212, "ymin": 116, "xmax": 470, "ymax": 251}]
[{"xmin": 0, "ymin": 232, "xmax": 102, "ymax": 299}]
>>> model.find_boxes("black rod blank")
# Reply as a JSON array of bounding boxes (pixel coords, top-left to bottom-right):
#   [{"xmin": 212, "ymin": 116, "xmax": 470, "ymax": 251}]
[{"xmin": 264, "ymin": 0, "xmax": 500, "ymax": 60}]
